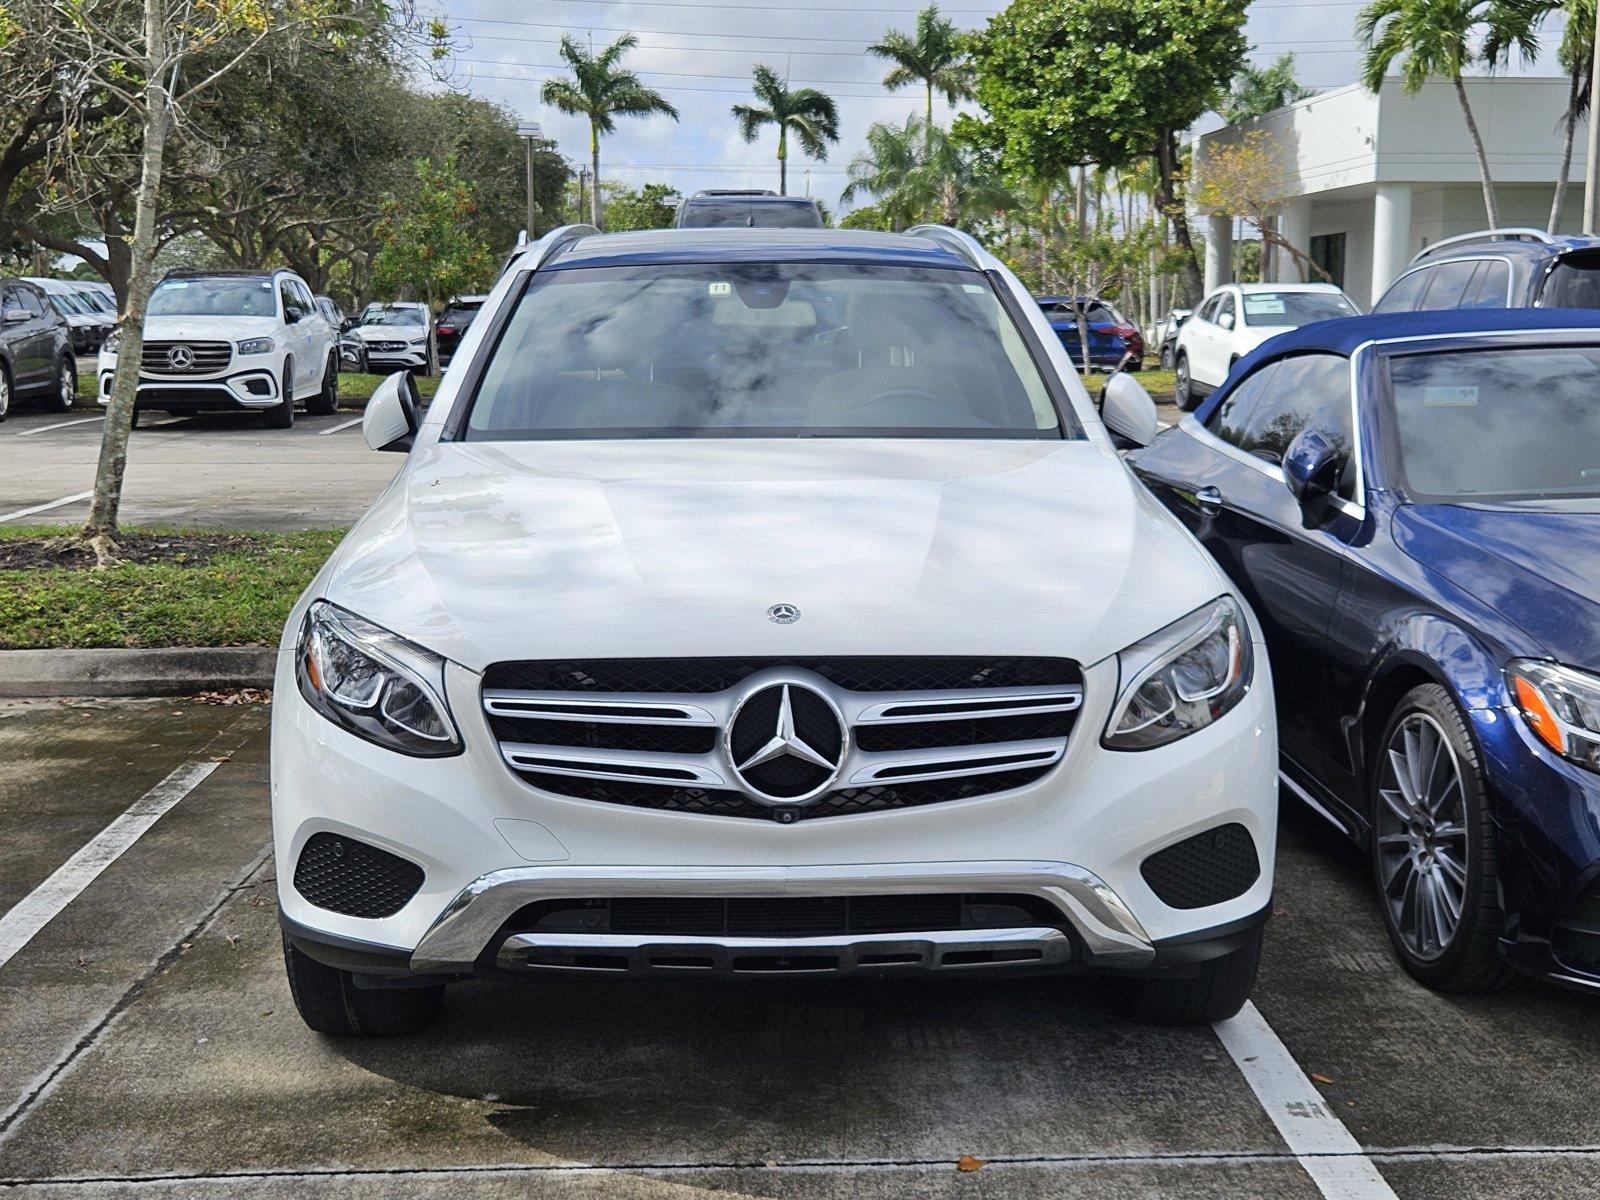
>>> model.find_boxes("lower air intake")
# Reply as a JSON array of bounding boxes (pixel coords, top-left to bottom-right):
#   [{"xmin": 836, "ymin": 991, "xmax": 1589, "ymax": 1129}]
[
  {"xmin": 293, "ymin": 832, "xmax": 424, "ymax": 919},
  {"xmin": 1140, "ymin": 823, "xmax": 1260, "ymax": 910}
]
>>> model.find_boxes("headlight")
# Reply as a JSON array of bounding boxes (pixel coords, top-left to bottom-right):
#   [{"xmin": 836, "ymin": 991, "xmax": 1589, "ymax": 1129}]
[
  {"xmin": 101, "ymin": 332, "xmax": 120, "ymax": 355},
  {"xmin": 236, "ymin": 336, "xmax": 275, "ymax": 355},
  {"xmin": 1103, "ymin": 596, "xmax": 1253, "ymax": 750},
  {"xmin": 296, "ymin": 601, "xmax": 461, "ymax": 757},
  {"xmin": 408, "ymin": 336, "xmax": 427, "ymax": 347},
  {"xmin": 1506, "ymin": 660, "xmax": 1600, "ymax": 771}
]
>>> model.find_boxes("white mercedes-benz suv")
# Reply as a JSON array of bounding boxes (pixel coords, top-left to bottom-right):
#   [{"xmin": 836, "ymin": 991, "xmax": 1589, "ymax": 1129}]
[
  {"xmin": 98, "ymin": 269, "xmax": 338, "ymax": 428},
  {"xmin": 272, "ymin": 226, "xmax": 1277, "ymax": 1036}
]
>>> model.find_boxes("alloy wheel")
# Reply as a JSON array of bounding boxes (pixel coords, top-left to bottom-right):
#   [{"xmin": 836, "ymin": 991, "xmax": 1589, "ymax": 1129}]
[
  {"xmin": 1374, "ymin": 712, "xmax": 1469, "ymax": 961},
  {"xmin": 60, "ymin": 362, "xmax": 75, "ymax": 408},
  {"xmin": 1175, "ymin": 359, "xmax": 1190, "ymax": 409},
  {"xmin": 0, "ymin": 371, "xmax": 10, "ymax": 419}
]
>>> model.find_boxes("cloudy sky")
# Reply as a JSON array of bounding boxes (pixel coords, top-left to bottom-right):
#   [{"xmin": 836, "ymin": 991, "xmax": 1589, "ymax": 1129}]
[{"xmin": 431, "ymin": 0, "xmax": 1569, "ymax": 207}]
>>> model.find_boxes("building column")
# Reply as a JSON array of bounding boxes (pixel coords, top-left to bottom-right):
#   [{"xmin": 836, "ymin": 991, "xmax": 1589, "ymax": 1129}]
[
  {"xmin": 1205, "ymin": 214, "xmax": 1232, "ymax": 295},
  {"xmin": 1370, "ymin": 183, "xmax": 1413, "ymax": 306},
  {"xmin": 1276, "ymin": 197, "xmax": 1312, "ymax": 283}
]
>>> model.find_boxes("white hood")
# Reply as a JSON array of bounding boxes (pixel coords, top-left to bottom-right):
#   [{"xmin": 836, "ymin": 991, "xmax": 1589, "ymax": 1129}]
[
  {"xmin": 318, "ymin": 438, "xmax": 1229, "ymax": 672},
  {"xmin": 140, "ymin": 315, "xmax": 278, "ymax": 343},
  {"xmin": 350, "ymin": 324, "xmax": 426, "ymax": 342}
]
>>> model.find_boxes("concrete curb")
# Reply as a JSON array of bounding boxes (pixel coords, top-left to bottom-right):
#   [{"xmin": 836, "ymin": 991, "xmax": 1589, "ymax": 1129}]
[{"xmin": 0, "ymin": 647, "xmax": 278, "ymax": 698}]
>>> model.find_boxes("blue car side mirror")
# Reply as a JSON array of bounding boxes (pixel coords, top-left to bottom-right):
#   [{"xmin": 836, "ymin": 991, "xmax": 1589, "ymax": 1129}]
[{"xmin": 1283, "ymin": 428, "xmax": 1344, "ymax": 521}]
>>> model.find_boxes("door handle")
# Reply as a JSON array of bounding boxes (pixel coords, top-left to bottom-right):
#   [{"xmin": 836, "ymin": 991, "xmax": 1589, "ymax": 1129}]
[{"xmin": 1195, "ymin": 485, "xmax": 1223, "ymax": 513}]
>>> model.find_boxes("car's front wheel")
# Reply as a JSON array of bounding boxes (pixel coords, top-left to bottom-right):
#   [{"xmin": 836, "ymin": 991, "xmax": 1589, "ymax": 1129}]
[
  {"xmin": 1369, "ymin": 683, "xmax": 1523, "ymax": 993},
  {"xmin": 1106, "ymin": 925, "xmax": 1263, "ymax": 1025},
  {"xmin": 1159, "ymin": 343, "xmax": 1174, "ymax": 371},
  {"xmin": 282, "ymin": 934, "xmax": 445, "ymax": 1037},
  {"xmin": 264, "ymin": 358, "xmax": 295, "ymax": 429},
  {"xmin": 1174, "ymin": 353, "xmax": 1196, "ymax": 411}
]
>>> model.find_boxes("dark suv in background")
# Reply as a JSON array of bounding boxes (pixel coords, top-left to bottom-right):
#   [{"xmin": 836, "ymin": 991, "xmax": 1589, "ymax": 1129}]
[
  {"xmin": 675, "ymin": 189, "xmax": 824, "ymax": 229},
  {"xmin": 1373, "ymin": 227, "xmax": 1600, "ymax": 313},
  {"xmin": 435, "ymin": 295, "xmax": 486, "ymax": 364},
  {"xmin": 0, "ymin": 277, "xmax": 75, "ymax": 420}
]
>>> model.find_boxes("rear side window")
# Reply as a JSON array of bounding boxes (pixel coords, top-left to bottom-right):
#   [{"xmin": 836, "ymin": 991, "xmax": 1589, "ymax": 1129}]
[
  {"xmin": 1539, "ymin": 251, "xmax": 1600, "ymax": 308},
  {"xmin": 1205, "ymin": 361, "xmax": 1281, "ymax": 447},
  {"xmin": 1373, "ymin": 267, "xmax": 1430, "ymax": 314},
  {"xmin": 1417, "ymin": 259, "xmax": 1479, "ymax": 310},
  {"xmin": 1461, "ymin": 260, "xmax": 1509, "ymax": 309},
  {"xmin": 16, "ymin": 286, "xmax": 45, "ymax": 317}
]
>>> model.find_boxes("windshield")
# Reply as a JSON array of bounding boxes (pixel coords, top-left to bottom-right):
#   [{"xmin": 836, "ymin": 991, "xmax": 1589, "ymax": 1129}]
[
  {"xmin": 149, "ymin": 278, "xmax": 276, "ymax": 318},
  {"xmin": 1539, "ymin": 252, "xmax": 1600, "ymax": 308},
  {"xmin": 360, "ymin": 305, "xmax": 424, "ymax": 326},
  {"xmin": 1241, "ymin": 291, "xmax": 1356, "ymax": 327},
  {"xmin": 463, "ymin": 263, "xmax": 1067, "ymax": 440},
  {"xmin": 679, "ymin": 202, "xmax": 821, "ymax": 229},
  {"xmin": 1386, "ymin": 346, "xmax": 1600, "ymax": 501}
]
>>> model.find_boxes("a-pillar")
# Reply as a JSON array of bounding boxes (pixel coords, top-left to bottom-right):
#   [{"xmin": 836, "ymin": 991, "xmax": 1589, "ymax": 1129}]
[{"xmin": 1371, "ymin": 183, "xmax": 1413, "ymax": 306}]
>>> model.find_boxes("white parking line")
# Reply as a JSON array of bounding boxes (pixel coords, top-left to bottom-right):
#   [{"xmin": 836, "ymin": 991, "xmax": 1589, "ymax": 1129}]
[
  {"xmin": 0, "ymin": 760, "xmax": 220, "ymax": 971},
  {"xmin": 15, "ymin": 416, "xmax": 102, "ymax": 438},
  {"xmin": 0, "ymin": 491, "xmax": 93, "ymax": 524},
  {"xmin": 1215, "ymin": 1002, "xmax": 1399, "ymax": 1199},
  {"xmin": 319, "ymin": 416, "xmax": 364, "ymax": 435}
]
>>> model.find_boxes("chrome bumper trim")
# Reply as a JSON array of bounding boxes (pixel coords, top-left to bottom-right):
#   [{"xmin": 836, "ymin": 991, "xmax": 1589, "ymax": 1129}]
[
  {"xmin": 410, "ymin": 859, "xmax": 1156, "ymax": 973},
  {"xmin": 497, "ymin": 925, "xmax": 1072, "ymax": 976}
]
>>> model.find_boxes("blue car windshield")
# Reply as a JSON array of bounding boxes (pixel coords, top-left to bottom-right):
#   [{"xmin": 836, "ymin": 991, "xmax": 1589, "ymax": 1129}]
[
  {"xmin": 462, "ymin": 263, "xmax": 1069, "ymax": 440},
  {"xmin": 1386, "ymin": 345, "xmax": 1600, "ymax": 501}
]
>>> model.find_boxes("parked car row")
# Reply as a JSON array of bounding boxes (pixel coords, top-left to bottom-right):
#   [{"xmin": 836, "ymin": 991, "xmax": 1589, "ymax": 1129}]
[{"xmin": 0, "ymin": 276, "xmax": 77, "ymax": 420}]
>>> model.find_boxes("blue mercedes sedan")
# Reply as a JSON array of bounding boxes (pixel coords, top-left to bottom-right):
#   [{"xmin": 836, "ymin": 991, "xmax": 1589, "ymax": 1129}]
[{"xmin": 1126, "ymin": 307, "xmax": 1600, "ymax": 995}]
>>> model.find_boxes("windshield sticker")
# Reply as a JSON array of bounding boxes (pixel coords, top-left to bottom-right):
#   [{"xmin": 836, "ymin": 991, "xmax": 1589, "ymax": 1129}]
[
  {"xmin": 1421, "ymin": 386, "xmax": 1479, "ymax": 407},
  {"xmin": 1243, "ymin": 297, "xmax": 1286, "ymax": 315},
  {"xmin": 708, "ymin": 281, "xmax": 732, "ymax": 297},
  {"xmin": 963, "ymin": 283, "xmax": 986, "ymax": 294}
]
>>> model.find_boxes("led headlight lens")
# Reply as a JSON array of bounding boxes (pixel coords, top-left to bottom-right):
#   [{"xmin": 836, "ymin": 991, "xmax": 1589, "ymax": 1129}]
[
  {"xmin": 1104, "ymin": 596, "xmax": 1252, "ymax": 750},
  {"xmin": 236, "ymin": 336, "xmax": 275, "ymax": 355},
  {"xmin": 296, "ymin": 601, "xmax": 461, "ymax": 757},
  {"xmin": 1506, "ymin": 659, "xmax": 1600, "ymax": 772}
]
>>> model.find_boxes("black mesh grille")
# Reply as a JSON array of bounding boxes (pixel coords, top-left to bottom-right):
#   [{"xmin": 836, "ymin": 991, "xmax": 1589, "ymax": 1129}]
[
  {"xmin": 488, "ymin": 714, "xmax": 716, "ymax": 755},
  {"xmin": 524, "ymin": 894, "xmax": 1060, "ymax": 937},
  {"xmin": 1553, "ymin": 877, "xmax": 1600, "ymax": 974},
  {"xmin": 483, "ymin": 657, "xmax": 1079, "ymax": 694},
  {"xmin": 1139, "ymin": 824, "xmax": 1260, "ymax": 910},
  {"xmin": 293, "ymin": 833, "xmax": 424, "ymax": 919}
]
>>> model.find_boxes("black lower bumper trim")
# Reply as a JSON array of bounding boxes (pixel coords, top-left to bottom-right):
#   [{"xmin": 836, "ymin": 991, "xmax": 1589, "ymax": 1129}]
[{"xmin": 280, "ymin": 909, "xmax": 416, "ymax": 978}]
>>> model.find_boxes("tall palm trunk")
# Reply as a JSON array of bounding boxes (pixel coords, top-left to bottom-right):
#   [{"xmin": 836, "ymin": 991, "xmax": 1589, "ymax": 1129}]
[
  {"xmin": 777, "ymin": 124, "xmax": 787, "ymax": 195},
  {"xmin": 924, "ymin": 80, "xmax": 933, "ymax": 128},
  {"xmin": 86, "ymin": 0, "xmax": 170, "ymax": 555},
  {"xmin": 1452, "ymin": 72, "xmax": 1499, "ymax": 227},
  {"xmin": 1550, "ymin": 66, "xmax": 1582, "ymax": 234},
  {"xmin": 589, "ymin": 120, "xmax": 603, "ymax": 229}
]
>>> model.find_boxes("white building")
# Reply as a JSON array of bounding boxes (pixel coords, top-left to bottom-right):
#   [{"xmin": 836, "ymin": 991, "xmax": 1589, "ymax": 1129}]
[{"xmin": 1196, "ymin": 76, "xmax": 1587, "ymax": 306}]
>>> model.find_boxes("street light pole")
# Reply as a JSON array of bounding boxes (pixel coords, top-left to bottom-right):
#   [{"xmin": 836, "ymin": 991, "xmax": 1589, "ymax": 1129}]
[
  {"xmin": 516, "ymin": 121, "xmax": 544, "ymax": 238},
  {"xmin": 1586, "ymin": 7, "xmax": 1600, "ymax": 234}
]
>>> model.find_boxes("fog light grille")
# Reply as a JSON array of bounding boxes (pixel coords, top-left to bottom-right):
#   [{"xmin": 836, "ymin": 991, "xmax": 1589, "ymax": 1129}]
[
  {"xmin": 1140, "ymin": 823, "xmax": 1260, "ymax": 909},
  {"xmin": 293, "ymin": 832, "xmax": 423, "ymax": 919}
]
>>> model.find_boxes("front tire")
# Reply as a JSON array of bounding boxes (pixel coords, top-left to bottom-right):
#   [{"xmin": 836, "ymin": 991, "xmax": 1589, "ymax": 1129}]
[
  {"xmin": 305, "ymin": 352, "xmax": 339, "ymax": 416},
  {"xmin": 1369, "ymin": 684, "xmax": 1523, "ymax": 993},
  {"xmin": 1174, "ymin": 353, "xmax": 1196, "ymax": 411},
  {"xmin": 282, "ymin": 934, "xmax": 444, "ymax": 1037},
  {"xmin": 264, "ymin": 358, "xmax": 295, "ymax": 429},
  {"xmin": 1107, "ymin": 926, "xmax": 1263, "ymax": 1025},
  {"xmin": 47, "ymin": 357, "xmax": 76, "ymax": 413},
  {"xmin": 1160, "ymin": 343, "xmax": 1174, "ymax": 371}
]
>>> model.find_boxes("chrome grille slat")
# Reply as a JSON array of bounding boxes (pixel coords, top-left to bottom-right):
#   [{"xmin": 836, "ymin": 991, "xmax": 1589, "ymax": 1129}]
[{"xmin": 484, "ymin": 657, "xmax": 1081, "ymax": 820}]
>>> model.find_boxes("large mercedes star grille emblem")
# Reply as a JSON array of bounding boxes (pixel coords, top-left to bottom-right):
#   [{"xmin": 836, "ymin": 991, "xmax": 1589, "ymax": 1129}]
[
  {"xmin": 725, "ymin": 681, "xmax": 846, "ymax": 805},
  {"xmin": 167, "ymin": 344, "xmax": 195, "ymax": 371}
]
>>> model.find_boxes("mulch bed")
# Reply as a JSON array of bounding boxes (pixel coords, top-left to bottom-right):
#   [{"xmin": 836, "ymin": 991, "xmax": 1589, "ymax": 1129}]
[{"xmin": 0, "ymin": 532, "xmax": 259, "ymax": 571}]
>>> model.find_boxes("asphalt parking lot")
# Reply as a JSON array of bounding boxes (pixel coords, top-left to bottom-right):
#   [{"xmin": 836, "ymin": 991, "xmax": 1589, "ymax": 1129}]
[
  {"xmin": 3, "ymin": 697, "xmax": 1599, "ymax": 1198},
  {"xmin": 0, "ymin": 404, "xmax": 397, "ymax": 531}
]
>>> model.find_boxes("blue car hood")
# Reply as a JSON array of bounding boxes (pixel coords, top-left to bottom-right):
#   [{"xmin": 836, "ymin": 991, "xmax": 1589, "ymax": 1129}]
[{"xmin": 1393, "ymin": 503, "xmax": 1600, "ymax": 665}]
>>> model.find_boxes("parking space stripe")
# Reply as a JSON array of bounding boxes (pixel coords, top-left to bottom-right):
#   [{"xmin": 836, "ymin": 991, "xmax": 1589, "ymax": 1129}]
[
  {"xmin": 0, "ymin": 761, "xmax": 219, "ymax": 970},
  {"xmin": 1214, "ymin": 1002, "xmax": 1399, "ymax": 1200},
  {"xmin": 15, "ymin": 416, "xmax": 103, "ymax": 438},
  {"xmin": 0, "ymin": 491, "xmax": 93, "ymax": 525},
  {"xmin": 319, "ymin": 416, "xmax": 364, "ymax": 435}
]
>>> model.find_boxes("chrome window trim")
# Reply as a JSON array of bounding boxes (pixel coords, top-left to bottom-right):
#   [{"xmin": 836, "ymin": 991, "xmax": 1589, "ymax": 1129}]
[{"xmin": 1377, "ymin": 255, "xmax": 1514, "ymax": 312}]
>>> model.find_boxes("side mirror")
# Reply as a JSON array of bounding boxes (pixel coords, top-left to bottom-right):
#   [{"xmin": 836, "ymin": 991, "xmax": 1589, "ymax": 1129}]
[
  {"xmin": 363, "ymin": 370, "xmax": 419, "ymax": 453},
  {"xmin": 285, "ymin": 307, "xmax": 304, "ymax": 324},
  {"xmin": 3, "ymin": 307, "xmax": 29, "ymax": 324},
  {"xmin": 1218, "ymin": 311, "xmax": 1236, "ymax": 331},
  {"xmin": 1283, "ymin": 427, "xmax": 1345, "ymax": 523},
  {"xmin": 1100, "ymin": 372, "xmax": 1159, "ymax": 449}
]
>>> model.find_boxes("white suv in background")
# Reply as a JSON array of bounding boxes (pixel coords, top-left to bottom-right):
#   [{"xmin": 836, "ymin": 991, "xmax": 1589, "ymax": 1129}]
[
  {"xmin": 272, "ymin": 225, "xmax": 1278, "ymax": 1037},
  {"xmin": 1173, "ymin": 282, "xmax": 1358, "ymax": 410},
  {"xmin": 341, "ymin": 301, "xmax": 435, "ymax": 375},
  {"xmin": 97, "ymin": 269, "xmax": 338, "ymax": 428}
]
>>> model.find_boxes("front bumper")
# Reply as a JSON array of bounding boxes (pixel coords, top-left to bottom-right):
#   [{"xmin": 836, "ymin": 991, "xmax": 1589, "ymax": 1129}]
[
  {"xmin": 360, "ymin": 342, "xmax": 428, "ymax": 369},
  {"xmin": 97, "ymin": 366, "xmax": 280, "ymax": 410},
  {"xmin": 272, "ymin": 639, "xmax": 1278, "ymax": 979}
]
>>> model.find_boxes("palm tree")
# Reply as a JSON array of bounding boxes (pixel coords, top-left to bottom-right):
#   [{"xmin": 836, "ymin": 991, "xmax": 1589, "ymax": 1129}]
[
  {"xmin": 1220, "ymin": 53, "xmax": 1316, "ymax": 123},
  {"xmin": 842, "ymin": 115, "xmax": 925, "ymax": 230},
  {"xmin": 1357, "ymin": 0, "xmax": 1538, "ymax": 228},
  {"xmin": 842, "ymin": 114, "xmax": 1015, "ymax": 230},
  {"xmin": 867, "ymin": 4, "xmax": 975, "ymax": 128},
  {"xmin": 540, "ymin": 34, "xmax": 679, "ymax": 229},
  {"xmin": 1488, "ymin": 0, "xmax": 1587, "ymax": 232},
  {"xmin": 731, "ymin": 64, "xmax": 840, "ymax": 195}
]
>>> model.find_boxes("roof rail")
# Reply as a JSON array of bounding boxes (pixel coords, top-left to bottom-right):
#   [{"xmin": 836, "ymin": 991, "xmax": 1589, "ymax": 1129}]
[
  {"xmin": 501, "ymin": 224, "xmax": 599, "ymax": 277},
  {"xmin": 1411, "ymin": 227, "xmax": 1555, "ymax": 264},
  {"xmin": 905, "ymin": 224, "xmax": 985, "ymax": 270}
]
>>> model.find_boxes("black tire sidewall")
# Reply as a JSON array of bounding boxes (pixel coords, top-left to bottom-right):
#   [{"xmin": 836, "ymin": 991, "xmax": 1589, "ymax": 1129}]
[{"xmin": 265, "ymin": 358, "xmax": 295, "ymax": 428}]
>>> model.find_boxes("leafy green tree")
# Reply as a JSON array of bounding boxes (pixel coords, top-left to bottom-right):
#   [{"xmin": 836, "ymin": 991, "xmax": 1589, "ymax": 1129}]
[
  {"xmin": 601, "ymin": 182, "xmax": 681, "ymax": 231},
  {"xmin": 971, "ymin": 0, "xmax": 1248, "ymax": 302},
  {"xmin": 540, "ymin": 34, "xmax": 679, "ymax": 229},
  {"xmin": 731, "ymin": 65, "xmax": 840, "ymax": 195},
  {"xmin": 867, "ymin": 4, "xmax": 976, "ymax": 127},
  {"xmin": 1357, "ymin": 0, "xmax": 1539, "ymax": 227},
  {"xmin": 842, "ymin": 114, "xmax": 1015, "ymax": 231},
  {"xmin": 1486, "ymin": 0, "xmax": 1587, "ymax": 231},
  {"xmin": 1220, "ymin": 53, "xmax": 1315, "ymax": 121},
  {"xmin": 372, "ymin": 156, "xmax": 494, "ymax": 310},
  {"xmin": 842, "ymin": 115, "xmax": 928, "ymax": 230}
]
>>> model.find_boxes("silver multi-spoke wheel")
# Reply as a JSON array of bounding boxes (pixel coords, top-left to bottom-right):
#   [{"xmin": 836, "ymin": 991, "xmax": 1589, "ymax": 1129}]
[
  {"xmin": 1375, "ymin": 712, "xmax": 1468, "ymax": 961},
  {"xmin": 58, "ymin": 360, "xmax": 75, "ymax": 410}
]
